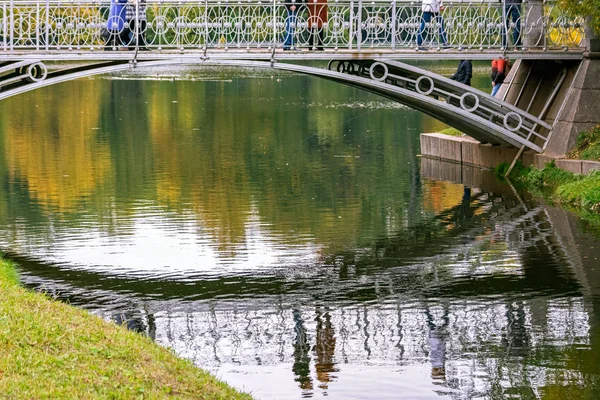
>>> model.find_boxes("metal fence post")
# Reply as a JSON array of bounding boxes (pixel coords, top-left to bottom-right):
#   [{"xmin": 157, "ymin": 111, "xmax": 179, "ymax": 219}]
[
  {"xmin": 348, "ymin": 1, "xmax": 354, "ymax": 49},
  {"xmin": 204, "ymin": 0, "xmax": 209, "ymax": 51},
  {"xmin": 391, "ymin": 0, "xmax": 396, "ymax": 50},
  {"xmin": 36, "ymin": 2, "xmax": 40, "ymax": 50},
  {"xmin": 2, "ymin": 2, "xmax": 6, "ymax": 52},
  {"xmin": 272, "ymin": 0, "xmax": 277, "ymax": 48},
  {"xmin": 502, "ymin": 0, "xmax": 508, "ymax": 49},
  {"xmin": 45, "ymin": 0, "xmax": 49, "ymax": 50},
  {"xmin": 9, "ymin": 0, "xmax": 13, "ymax": 51},
  {"xmin": 357, "ymin": 0, "xmax": 362, "ymax": 51}
]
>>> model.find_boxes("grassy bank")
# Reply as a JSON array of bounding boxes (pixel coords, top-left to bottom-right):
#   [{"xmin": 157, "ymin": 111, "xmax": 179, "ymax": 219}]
[
  {"xmin": 0, "ymin": 257, "xmax": 252, "ymax": 400},
  {"xmin": 567, "ymin": 125, "xmax": 600, "ymax": 162},
  {"xmin": 500, "ymin": 161, "xmax": 600, "ymax": 215}
]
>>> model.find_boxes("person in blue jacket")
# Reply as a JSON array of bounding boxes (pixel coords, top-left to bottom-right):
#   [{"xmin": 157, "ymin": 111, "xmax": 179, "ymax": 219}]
[{"xmin": 105, "ymin": 0, "xmax": 129, "ymax": 49}]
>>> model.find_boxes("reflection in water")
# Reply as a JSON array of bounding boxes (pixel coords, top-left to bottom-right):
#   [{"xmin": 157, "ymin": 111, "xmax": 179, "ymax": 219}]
[
  {"xmin": 293, "ymin": 309, "xmax": 313, "ymax": 395},
  {"xmin": 1, "ymin": 67, "xmax": 600, "ymax": 398},
  {"xmin": 426, "ymin": 305, "xmax": 448, "ymax": 384}
]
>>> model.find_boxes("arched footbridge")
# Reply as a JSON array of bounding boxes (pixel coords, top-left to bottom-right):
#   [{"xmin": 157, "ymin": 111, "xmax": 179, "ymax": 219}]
[
  {"xmin": 0, "ymin": 57, "xmax": 553, "ymax": 152},
  {"xmin": 0, "ymin": 0, "xmax": 589, "ymax": 153}
]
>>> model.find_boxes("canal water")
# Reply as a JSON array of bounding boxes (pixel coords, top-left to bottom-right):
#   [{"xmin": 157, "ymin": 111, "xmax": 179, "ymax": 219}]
[{"xmin": 1, "ymin": 64, "xmax": 600, "ymax": 399}]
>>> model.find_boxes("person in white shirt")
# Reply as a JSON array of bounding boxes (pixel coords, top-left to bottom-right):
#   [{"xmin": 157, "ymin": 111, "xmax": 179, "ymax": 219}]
[{"xmin": 416, "ymin": 0, "xmax": 449, "ymax": 50}]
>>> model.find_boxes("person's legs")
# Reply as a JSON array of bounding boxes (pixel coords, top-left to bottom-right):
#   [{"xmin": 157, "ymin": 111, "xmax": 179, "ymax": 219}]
[
  {"xmin": 436, "ymin": 14, "xmax": 448, "ymax": 45},
  {"xmin": 511, "ymin": 5, "xmax": 522, "ymax": 47},
  {"xmin": 283, "ymin": 11, "xmax": 297, "ymax": 49},
  {"xmin": 491, "ymin": 84, "xmax": 501, "ymax": 97},
  {"xmin": 417, "ymin": 12, "xmax": 432, "ymax": 47}
]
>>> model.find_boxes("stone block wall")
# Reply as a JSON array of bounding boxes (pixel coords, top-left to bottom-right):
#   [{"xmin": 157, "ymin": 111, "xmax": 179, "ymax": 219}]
[{"xmin": 421, "ymin": 133, "xmax": 600, "ymax": 175}]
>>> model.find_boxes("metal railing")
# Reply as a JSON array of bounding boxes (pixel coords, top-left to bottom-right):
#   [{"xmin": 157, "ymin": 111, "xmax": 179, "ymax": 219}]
[{"xmin": 0, "ymin": 0, "xmax": 585, "ymax": 52}]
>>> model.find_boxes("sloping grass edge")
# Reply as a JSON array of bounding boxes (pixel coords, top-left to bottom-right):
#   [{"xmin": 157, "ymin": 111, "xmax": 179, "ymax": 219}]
[
  {"xmin": 0, "ymin": 256, "xmax": 252, "ymax": 400},
  {"xmin": 499, "ymin": 161, "xmax": 600, "ymax": 215}
]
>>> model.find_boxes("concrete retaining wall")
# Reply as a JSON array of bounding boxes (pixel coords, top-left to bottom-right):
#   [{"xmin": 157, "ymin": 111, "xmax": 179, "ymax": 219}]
[{"xmin": 421, "ymin": 133, "xmax": 600, "ymax": 174}]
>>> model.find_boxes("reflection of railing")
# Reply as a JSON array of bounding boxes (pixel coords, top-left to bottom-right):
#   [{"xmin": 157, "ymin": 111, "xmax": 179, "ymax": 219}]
[{"xmin": 0, "ymin": 1, "xmax": 585, "ymax": 52}]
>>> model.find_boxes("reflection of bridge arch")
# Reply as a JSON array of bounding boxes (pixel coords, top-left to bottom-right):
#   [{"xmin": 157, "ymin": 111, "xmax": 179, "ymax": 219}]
[
  {"xmin": 10, "ymin": 188, "xmax": 597, "ymax": 397},
  {"xmin": 0, "ymin": 58, "xmax": 550, "ymax": 151}
]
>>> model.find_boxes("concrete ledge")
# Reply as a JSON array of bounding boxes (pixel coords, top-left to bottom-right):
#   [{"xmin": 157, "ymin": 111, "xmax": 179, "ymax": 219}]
[
  {"xmin": 420, "ymin": 133, "xmax": 597, "ymax": 175},
  {"xmin": 555, "ymin": 159, "xmax": 583, "ymax": 174},
  {"xmin": 420, "ymin": 133, "xmax": 441, "ymax": 159},
  {"xmin": 523, "ymin": 153, "xmax": 559, "ymax": 169},
  {"xmin": 421, "ymin": 133, "xmax": 522, "ymax": 169},
  {"xmin": 582, "ymin": 160, "xmax": 600, "ymax": 174},
  {"xmin": 420, "ymin": 133, "xmax": 463, "ymax": 162},
  {"xmin": 461, "ymin": 140, "xmax": 482, "ymax": 166}
]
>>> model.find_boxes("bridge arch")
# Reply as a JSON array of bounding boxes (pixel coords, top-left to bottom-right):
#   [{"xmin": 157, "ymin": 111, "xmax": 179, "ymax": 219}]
[{"xmin": 0, "ymin": 58, "xmax": 550, "ymax": 152}]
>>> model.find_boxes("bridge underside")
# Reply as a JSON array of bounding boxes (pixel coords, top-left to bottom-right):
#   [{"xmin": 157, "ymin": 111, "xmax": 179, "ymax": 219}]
[{"xmin": 0, "ymin": 57, "xmax": 552, "ymax": 152}]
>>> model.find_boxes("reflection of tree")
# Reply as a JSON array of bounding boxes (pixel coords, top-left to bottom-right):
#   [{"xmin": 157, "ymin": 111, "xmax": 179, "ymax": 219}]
[
  {"xmin": 1, "ymin": 80, "xmax": 111, "ymax": 212},
  {"xmin": 0, "ymin": 71, "xmax": 427, "ymax": 261}
]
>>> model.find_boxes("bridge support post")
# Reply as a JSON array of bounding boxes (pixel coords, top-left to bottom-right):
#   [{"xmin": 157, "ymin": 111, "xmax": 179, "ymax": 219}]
[
  {"xmin": 542, "ymin": 55, "xmax": 600, "ymax": 156},
  {"xmin": 524, "ymin": 0, "xmax": 544, "ymax": 49},
  {"xmin": 584, "ymin": 17, "xmax": 600, "ymax": 53}
]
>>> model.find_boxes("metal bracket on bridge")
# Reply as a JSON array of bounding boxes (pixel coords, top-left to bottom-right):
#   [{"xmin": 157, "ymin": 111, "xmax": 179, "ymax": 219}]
[
  {"xmin": 326, "ymin": 60, "xmax": 552, "ymax": 152},
  {"xmin": 0, "ymin": 60, "xmax": 48, "ymax": 98}
]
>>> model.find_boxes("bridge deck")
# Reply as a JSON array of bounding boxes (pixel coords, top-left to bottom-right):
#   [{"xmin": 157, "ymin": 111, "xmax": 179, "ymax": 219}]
[{"xmin": 0, "ymin": 49, "xmax": 586, "ymax": 62}]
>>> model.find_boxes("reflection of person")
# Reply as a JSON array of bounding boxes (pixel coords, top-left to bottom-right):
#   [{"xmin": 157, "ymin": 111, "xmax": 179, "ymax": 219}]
[
  {"xmin": 416, "ymin": 0, "xmax": 448, "ymax": 50},
  {"xmin": 491, "ymin": 57, "xmax": 510, "ymax": 97},
  {"xmin": 126, "ymin": 0, "xmax": 148, "ymax": 49},
  {"xmin": 313, "ymin": 308, "xmax": 337, "ymax": 390},
  {"xmin": 292, "ymin": 309, "xmax": 313, "ymax": 393},
  {"xmin": 307, "ymin": 0, "xmax": 327, "ymax": 50},
  {"xmin": 502, "ymin": 0, "xmax": 522, "ymax": 49},
  {"xmin": 450, "ymin": 60, "xmax": 473, "ymax": 86},
  {"xmin": 105, "ymin": 0, "xmax": 129, "ymax": 49},
  {"xmin": 425, "ymin": 305, "xmax": 449, "ymax": 383},
  {"xmin": 283, "ymin": 0, "xmax": 301, "ymax": 50}
]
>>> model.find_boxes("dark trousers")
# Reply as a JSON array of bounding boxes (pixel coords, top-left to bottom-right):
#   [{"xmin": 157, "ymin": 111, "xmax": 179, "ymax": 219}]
[
  {"xmin": 502, "ymin": 5, "xmax": 522, "ymax": 47},
  {"xmin": 128, "ymin": 19, "xmax": 147, "ymax": 47},
  {"xmin": 417, "ymin": 12, "xmax": 447, "ymax": 46},
  {"xmin": 310, "ymin": 28, "xmax": 324, "ymax": 50},
  {"xmin": 283, "ymin": 11, "xmax": 297, "ymax": 49},
  {"xmin": 105, "ymin": 29, "xmax": 130, "ymax": 48}
]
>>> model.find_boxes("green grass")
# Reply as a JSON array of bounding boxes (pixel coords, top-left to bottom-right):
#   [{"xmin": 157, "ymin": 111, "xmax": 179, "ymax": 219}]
[
  {"xmin": 567, "ymin": 125, "xmax": 600, "ymax": 161},
  {"xmin": 439, "ymin": 128, "xmax": 464, "ymax": 137},
  {"xmin": 0, "ymin": 256, "xmax": 253, "ymax": 400},
  {"xmin": 502, "ymin": 161, "xmax": 600, "ymax": 214}
]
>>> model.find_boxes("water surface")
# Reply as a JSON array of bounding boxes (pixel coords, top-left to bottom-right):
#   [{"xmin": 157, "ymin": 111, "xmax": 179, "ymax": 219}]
[{"xmin": 1, "ymin": 64, "xmax": 600, "ymax": 399}]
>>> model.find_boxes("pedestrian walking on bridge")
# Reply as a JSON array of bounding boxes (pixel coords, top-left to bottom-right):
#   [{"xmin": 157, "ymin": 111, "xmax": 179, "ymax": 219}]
[
  {"xmin": 491, "ymin": 57, "xmax": 510, "ymax": 96},
  {"xmin": 502, "ymin": 0, "xmax": 522, "ymax": 49},
  {"xmin": 283, "ymin": 0, "xmax": 302, "ymax": 50},
  {"xmin": 416, "ymin": 0, "xmax": 449, "ymax": 50},
  {"xmin": 450, "ymin": 60, "xmax": 472, "ymax": 86},
  {"xmin": 126, "ymin": 0, "xmax": 148, "ymax": 50},
  {"xmin": 105, "ymin": 0, "xmax": 129, "ymax": 50}
]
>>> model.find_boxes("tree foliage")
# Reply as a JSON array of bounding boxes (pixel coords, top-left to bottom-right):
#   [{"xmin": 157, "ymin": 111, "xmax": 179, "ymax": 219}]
[{"xmin": 559, "ymin": 0, "xmax": 600, "ymax": 38}]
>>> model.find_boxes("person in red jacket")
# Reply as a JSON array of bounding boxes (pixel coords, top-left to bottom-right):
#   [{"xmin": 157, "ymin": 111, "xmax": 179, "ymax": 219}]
[{"xmin": 491, "ymin": 57, "xmax": 510, "ymax": 97}]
